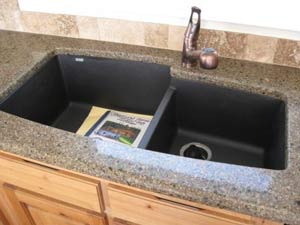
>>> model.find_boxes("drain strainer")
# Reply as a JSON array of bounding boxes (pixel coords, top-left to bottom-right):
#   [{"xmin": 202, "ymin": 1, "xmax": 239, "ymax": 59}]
[{"xmin": 179, "ymin": 142, "xmax": 212, "ymax": 160}]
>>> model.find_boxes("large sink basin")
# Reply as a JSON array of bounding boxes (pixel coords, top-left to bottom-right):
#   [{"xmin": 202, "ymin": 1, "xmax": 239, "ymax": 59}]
[
  {"xmin": 0, "ymin": 55, "xmax": 171, "ymax": 132},
  {"xmin": 0, "ymin": 54, "xmax": 286, "ymax": 170}
]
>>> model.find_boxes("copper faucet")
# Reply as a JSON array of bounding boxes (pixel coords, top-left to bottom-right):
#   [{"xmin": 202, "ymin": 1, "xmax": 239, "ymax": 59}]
[{"xmin": 182, "ymin": 7, "xmax": 218, "ymax": 69}]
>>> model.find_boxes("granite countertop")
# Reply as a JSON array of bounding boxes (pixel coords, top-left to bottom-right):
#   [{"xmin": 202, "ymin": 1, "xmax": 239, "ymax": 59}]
[{"xmin": 0, "ymin": 30, "xmax": 300, "ymax": 224}]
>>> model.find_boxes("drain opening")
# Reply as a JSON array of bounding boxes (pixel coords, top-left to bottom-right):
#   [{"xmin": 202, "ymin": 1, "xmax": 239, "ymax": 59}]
[{"xmin": 179, "ymin": 142, "xmax": 212, "ymax": 160}]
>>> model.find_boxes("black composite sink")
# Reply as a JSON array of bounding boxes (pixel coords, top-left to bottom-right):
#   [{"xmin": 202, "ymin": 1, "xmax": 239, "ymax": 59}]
[
  {"xmin": 142, "ymin": 80, "xmax": 286, "ymax": 170},
  {"xmin": 0, "ymin": 55, "xmax": 171, "ymax": 132},
  {"xmin": 0, "ymin": 54, "xmax": 286, "ymax": 170}
]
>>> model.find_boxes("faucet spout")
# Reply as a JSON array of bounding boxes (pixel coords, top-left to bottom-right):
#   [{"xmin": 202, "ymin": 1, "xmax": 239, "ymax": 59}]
[{"xmin": 182, "ymin": 6, "xmax": 201, "ymax": 68}]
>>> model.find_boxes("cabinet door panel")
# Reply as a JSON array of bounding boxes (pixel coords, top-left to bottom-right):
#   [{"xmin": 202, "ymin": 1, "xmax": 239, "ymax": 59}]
[
  {"xmin": 3, "ymin": 185, "xmax": 105, "ymax": 225},
  {"xmin": 0, "ymin": 209, "xmax": 9, "ymax": 225},
  {"xmin": 28, "ymin": 206, "xmax": 97, "ymax": 225},
  {"xmin": 107, "ymin": 186, "xmax": 247, "ymax": 225},
  {"xmin": 0, "ymin": 181, "xmax": 20, "ymax": 225},
  {"xmin": 0, "ymin": 156, "xmax": 102, "ymax": 213}
]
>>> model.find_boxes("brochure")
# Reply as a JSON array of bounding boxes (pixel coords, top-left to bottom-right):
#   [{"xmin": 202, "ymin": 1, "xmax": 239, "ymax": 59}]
[{"xmin": 77, "ymin": 106, "xmax": 152, "ymax": 147}]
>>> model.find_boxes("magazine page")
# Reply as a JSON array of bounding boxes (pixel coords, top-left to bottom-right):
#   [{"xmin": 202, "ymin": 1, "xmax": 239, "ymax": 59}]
[
  {"xmin": 76, "ymin": 106, "xmax": 108, "ymax": 135},
  {"xmin": 87, "ymin": 109, "xmax": 152, "ymax": 147}
]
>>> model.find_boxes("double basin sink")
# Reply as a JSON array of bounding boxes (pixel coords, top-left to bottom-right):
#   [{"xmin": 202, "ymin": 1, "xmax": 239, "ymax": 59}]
[{"xmin": 0, "ymin": 55, "xmax": 286, "ymax": 170}]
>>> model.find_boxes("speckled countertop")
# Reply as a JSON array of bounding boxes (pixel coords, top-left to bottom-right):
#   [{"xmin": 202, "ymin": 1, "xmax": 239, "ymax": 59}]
[{"xmin": 0, "ymin": 30, "xmax": 300, "ymax": 224}]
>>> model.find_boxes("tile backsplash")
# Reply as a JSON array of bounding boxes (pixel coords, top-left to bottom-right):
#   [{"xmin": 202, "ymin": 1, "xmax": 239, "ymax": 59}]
[{"xmin": 1, "ymin": 0, "xmax": 300, "ymax": 68}]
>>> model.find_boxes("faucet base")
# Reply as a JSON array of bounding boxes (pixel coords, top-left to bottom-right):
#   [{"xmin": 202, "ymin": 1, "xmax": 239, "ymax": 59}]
[{"xmin": 182, "ymin": 61, "xmax": 197, "ymax": 69}]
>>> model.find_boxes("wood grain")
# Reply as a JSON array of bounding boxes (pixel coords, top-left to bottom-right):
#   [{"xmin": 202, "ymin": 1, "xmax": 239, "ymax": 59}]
[
  {"xmin": 0, "ymin": 156, "xmax": 102, "ymax": 213},
  {"xmin": 106, "ymin": 183, "xmax": 282, "ymax": 225},
  {"xmin": 3, "ymin": 185, "xmax": 105, "ymax": 225},
  {"xmin": 0, "ymin": 150, "xmax": 283, "ymax": 225}
]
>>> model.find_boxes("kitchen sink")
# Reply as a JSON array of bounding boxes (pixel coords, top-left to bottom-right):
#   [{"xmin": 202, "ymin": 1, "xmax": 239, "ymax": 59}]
[{"xmin": 0, "ymin": 54, "xmax": 286, "ymax": 170}]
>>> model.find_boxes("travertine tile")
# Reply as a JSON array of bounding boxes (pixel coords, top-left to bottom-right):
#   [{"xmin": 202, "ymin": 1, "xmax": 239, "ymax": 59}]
[
  {"xmin": 0, "ymin": 13, "xmax": 4, "ymax": 29},
  {"xmin": 0, "ymin": 10, "xmax": 22, "ymax": 31},
  {"xmin": 198, "ymin": 29, "xmax": 224, "ymax": 49},
  {"xmin": 220, "ymin": 31, "xmax": 247, "ymax": 59},
  {"xmin": 198, "ymin": 29, "xmax": 247, "ymax": 59},
  {"xmin": 168, "ymin": 25, "xmax": 185, "ymax": 51},
  {"xmin": 244, "ymin": 35, "xmax": 278, "ymax": 63},
  {"xmin": 296, "ymin": 42, "xmax": 300, "ymax": 65},
  {"xmin": 144, "ymin": 23, "xmax": 168, "ymax": 48},
  {"xmin": 274, "ymin": 39, "xmax": 300, "ymax": 68},
  {"xmin": 97, "ymin": 18, "xmax": 144, "ymax": 46},
  {"xmin": 76, "ymin": 16, "xmax": 99, "ymax": 40},
  {"xmin": 20, "ymin": 12, "xmax": 79, "ymax": 37},
  {"xmin": 0, "ymin": 0, "xmax": 299, "ymax": 68},
  {"xmin": 0, "ymin": 0, "xmax": 19, "ymax": 11}
]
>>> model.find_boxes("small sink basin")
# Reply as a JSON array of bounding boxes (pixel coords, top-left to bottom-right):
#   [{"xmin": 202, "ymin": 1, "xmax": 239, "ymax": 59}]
[
  {"xmin": 143, "ymin": 79, "xmax": 286, "ymax": 170},
  {"xmin": 0, "ymin": 54, "xmax": 286, "ymax": 170}
]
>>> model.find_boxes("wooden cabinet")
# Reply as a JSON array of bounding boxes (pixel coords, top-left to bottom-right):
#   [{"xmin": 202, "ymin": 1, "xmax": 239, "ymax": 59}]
[
  {"xmin": 0, "ymin": 155, "xmax": 102, "ymax": 213},
  {"xmin": 102, "ymin": 182, "xmax": 282, "ymax": 225},
  {"xmin": 3, "ymin": 185, "xmax": 105, "ymax": 225},
  {"xmin": 0, "ymin": 208, "xmax": 9, "ymax": 225},
  {"xmin": 107, "ymin": 187, "xmax": 241, "ymax": 225},
  {"xmin": 0, "ymin": 151, "xmax": 283, "ymax": 225},
  {"xmin": 108, "ymin": 186, "xmax": 239, "ymax": 225},
  {"xmin": 0, "ymin": 152, "xmax": 105, "ymax": 225}
]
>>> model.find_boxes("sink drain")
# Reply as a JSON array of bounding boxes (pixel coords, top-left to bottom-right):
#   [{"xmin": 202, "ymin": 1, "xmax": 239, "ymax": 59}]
[{"xmin": 179, "ymin": 142, "xmax": 212, "ymax": 160}]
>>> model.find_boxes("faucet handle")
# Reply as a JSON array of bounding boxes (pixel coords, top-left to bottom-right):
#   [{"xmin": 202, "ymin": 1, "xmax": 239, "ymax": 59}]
[{"xmin": 199, "ymin": 48, "xmax": 219, "ymax": 70}]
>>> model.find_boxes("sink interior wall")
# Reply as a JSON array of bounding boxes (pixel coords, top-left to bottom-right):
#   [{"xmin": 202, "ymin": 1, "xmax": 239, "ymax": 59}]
[
  {"xmin": 0, "ymin": 55, "xmax": 171, "ymax": 132},
  {"xmin": 146, "ymin": 79, "xmax": 286, "ymax": 170},
  {"xmin": 0, "ymin": 58, "xmax": 70, "ymax": 127},
  {"xmin": 58, "ymin": 55, "xmax": 171, "ymax": 115}
]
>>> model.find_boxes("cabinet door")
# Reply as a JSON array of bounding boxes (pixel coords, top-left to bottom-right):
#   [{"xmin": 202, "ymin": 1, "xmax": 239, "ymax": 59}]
[
  {"xmin": 0, "ymin": 181, "xmax": 18, "ymax": 225},
  {"xmin": 108, "ymin": 187, "xmax": 239, "ymax": 225},
  {"xmin": 3, "ymin": 184, "xmax": 106, "ymax": 225},
  {"xmin": 0, "ymin": 209, "xmax": 9, "ymax": 225},
  {"xmin": 105, "ymin": 184, "xmax": 282, "ymax": 225},
  {"xmin": 0, "ymin": 155, "xmax": 102, "ymax": 213}
]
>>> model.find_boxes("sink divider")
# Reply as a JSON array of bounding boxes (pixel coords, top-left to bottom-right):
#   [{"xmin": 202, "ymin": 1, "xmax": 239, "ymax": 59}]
[{"xmin": 138, "ymin": 87, "xmax": 176, "ymax": 149}]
